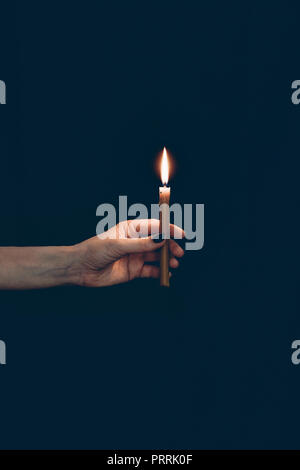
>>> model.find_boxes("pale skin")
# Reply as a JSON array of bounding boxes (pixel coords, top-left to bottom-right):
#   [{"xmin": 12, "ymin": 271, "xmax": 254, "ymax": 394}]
[{"xmin": 0, "ymin": 219, "xmax": 184, "ymax": 289}]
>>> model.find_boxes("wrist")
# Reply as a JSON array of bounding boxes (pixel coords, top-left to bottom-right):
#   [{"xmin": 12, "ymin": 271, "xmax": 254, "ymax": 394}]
[{"xmin": 59, "ymin": 245, "xmax": 85, "ymax": 287}]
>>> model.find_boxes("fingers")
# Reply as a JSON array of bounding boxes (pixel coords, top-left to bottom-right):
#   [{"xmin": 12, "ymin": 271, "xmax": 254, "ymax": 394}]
[
  {"xmin": 126, "ymin": 219, "xmax": 160, "ymax": 237},
  {"xmin": 142, "ymin": 239, "xmax": 184, "ymax": 259},
  {"xmin": 140, "ymin": 265, "xmax": 160, "ymax": 279},
  {"xmin": 142, "ymin": 240, "xmax": 184, "ymax": 261},
  {"xmin": 108, "ymin": 231, "xmax": 185, "ymax": 262},
  {"xmin": 143, "ymin": 252, "xmax": 160, "ymax": 262},
  {"xmin": 140, "ymin": 265, "xmax": 174, "ymax": 279},
  {"xmin": 112, "ymin": 236, "xmax": 165, "ymax": 255},
  {"xmin": 169, "ymin": 257, "xmax": 179, "ymax": 268},
  {"xmin": 119, "ymin": 219, "xmax": 185, "ymax": 240},
  {"xmin": 143, "ymin": 252, "xmax": 180, "ymax": 268},
  {"xmin": 169, "ymin": 239, "xmax": 184, "ymax": 258}
]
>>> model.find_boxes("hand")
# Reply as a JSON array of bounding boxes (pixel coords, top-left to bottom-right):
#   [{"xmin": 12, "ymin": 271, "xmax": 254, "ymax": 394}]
[{"xmin": 73, "ymin": 219, "xmax": 185, "ymax": 287}]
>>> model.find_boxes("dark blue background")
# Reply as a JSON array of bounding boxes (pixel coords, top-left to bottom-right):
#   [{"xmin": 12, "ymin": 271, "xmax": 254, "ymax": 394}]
[{"xmin": 0, "ymin": 0, "xmax": 299, "ymax": 449}]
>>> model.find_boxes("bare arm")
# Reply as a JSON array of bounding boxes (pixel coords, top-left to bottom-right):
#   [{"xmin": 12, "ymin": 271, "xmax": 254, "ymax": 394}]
[
  {"xmin": 0, "ymin": 220, "xmax": 184, "ymax": 290},
  {"xmin": 0, "ymin": 246, "xmax": 80, "ymax": 289}
]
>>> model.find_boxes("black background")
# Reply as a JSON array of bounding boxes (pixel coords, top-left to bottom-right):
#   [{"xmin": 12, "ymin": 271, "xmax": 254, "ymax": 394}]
[{"xmin": 0, "ymin": 0, "xmax": 299, "ymax": 449}]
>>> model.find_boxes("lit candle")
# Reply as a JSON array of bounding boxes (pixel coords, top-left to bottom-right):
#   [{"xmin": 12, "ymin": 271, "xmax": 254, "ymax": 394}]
[{"xmin": 159, "ymin": 147, "xmax": 171, "ymax": 287}]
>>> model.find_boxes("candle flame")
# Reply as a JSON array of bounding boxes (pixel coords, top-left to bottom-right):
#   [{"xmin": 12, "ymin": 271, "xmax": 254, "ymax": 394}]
[{"xmin": 161, "ymin": 147, "xmax": 169, "ymax": 185}]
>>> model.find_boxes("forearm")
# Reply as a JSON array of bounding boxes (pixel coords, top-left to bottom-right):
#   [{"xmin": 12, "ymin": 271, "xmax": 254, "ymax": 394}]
[{"xmin": 0, "ymin": 246, "xmax": 80, "ymax": 289}]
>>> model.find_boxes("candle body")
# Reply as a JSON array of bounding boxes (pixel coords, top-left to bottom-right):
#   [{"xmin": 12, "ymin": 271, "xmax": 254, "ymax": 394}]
[{"xmin": 159, "ymin": 186, "xmax": 171, "ymax": 287}]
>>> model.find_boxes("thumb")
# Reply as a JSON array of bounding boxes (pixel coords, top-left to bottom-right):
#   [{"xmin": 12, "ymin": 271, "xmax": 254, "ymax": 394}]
[{"xmin": 112, "ymin": 236, "xmax": 165, "ymax": 255}]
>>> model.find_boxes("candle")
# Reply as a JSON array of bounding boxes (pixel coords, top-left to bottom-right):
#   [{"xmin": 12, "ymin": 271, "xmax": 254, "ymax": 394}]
[{"xmin": 159, "ymin": 147, "xmax": 171, "ymax": 287}]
